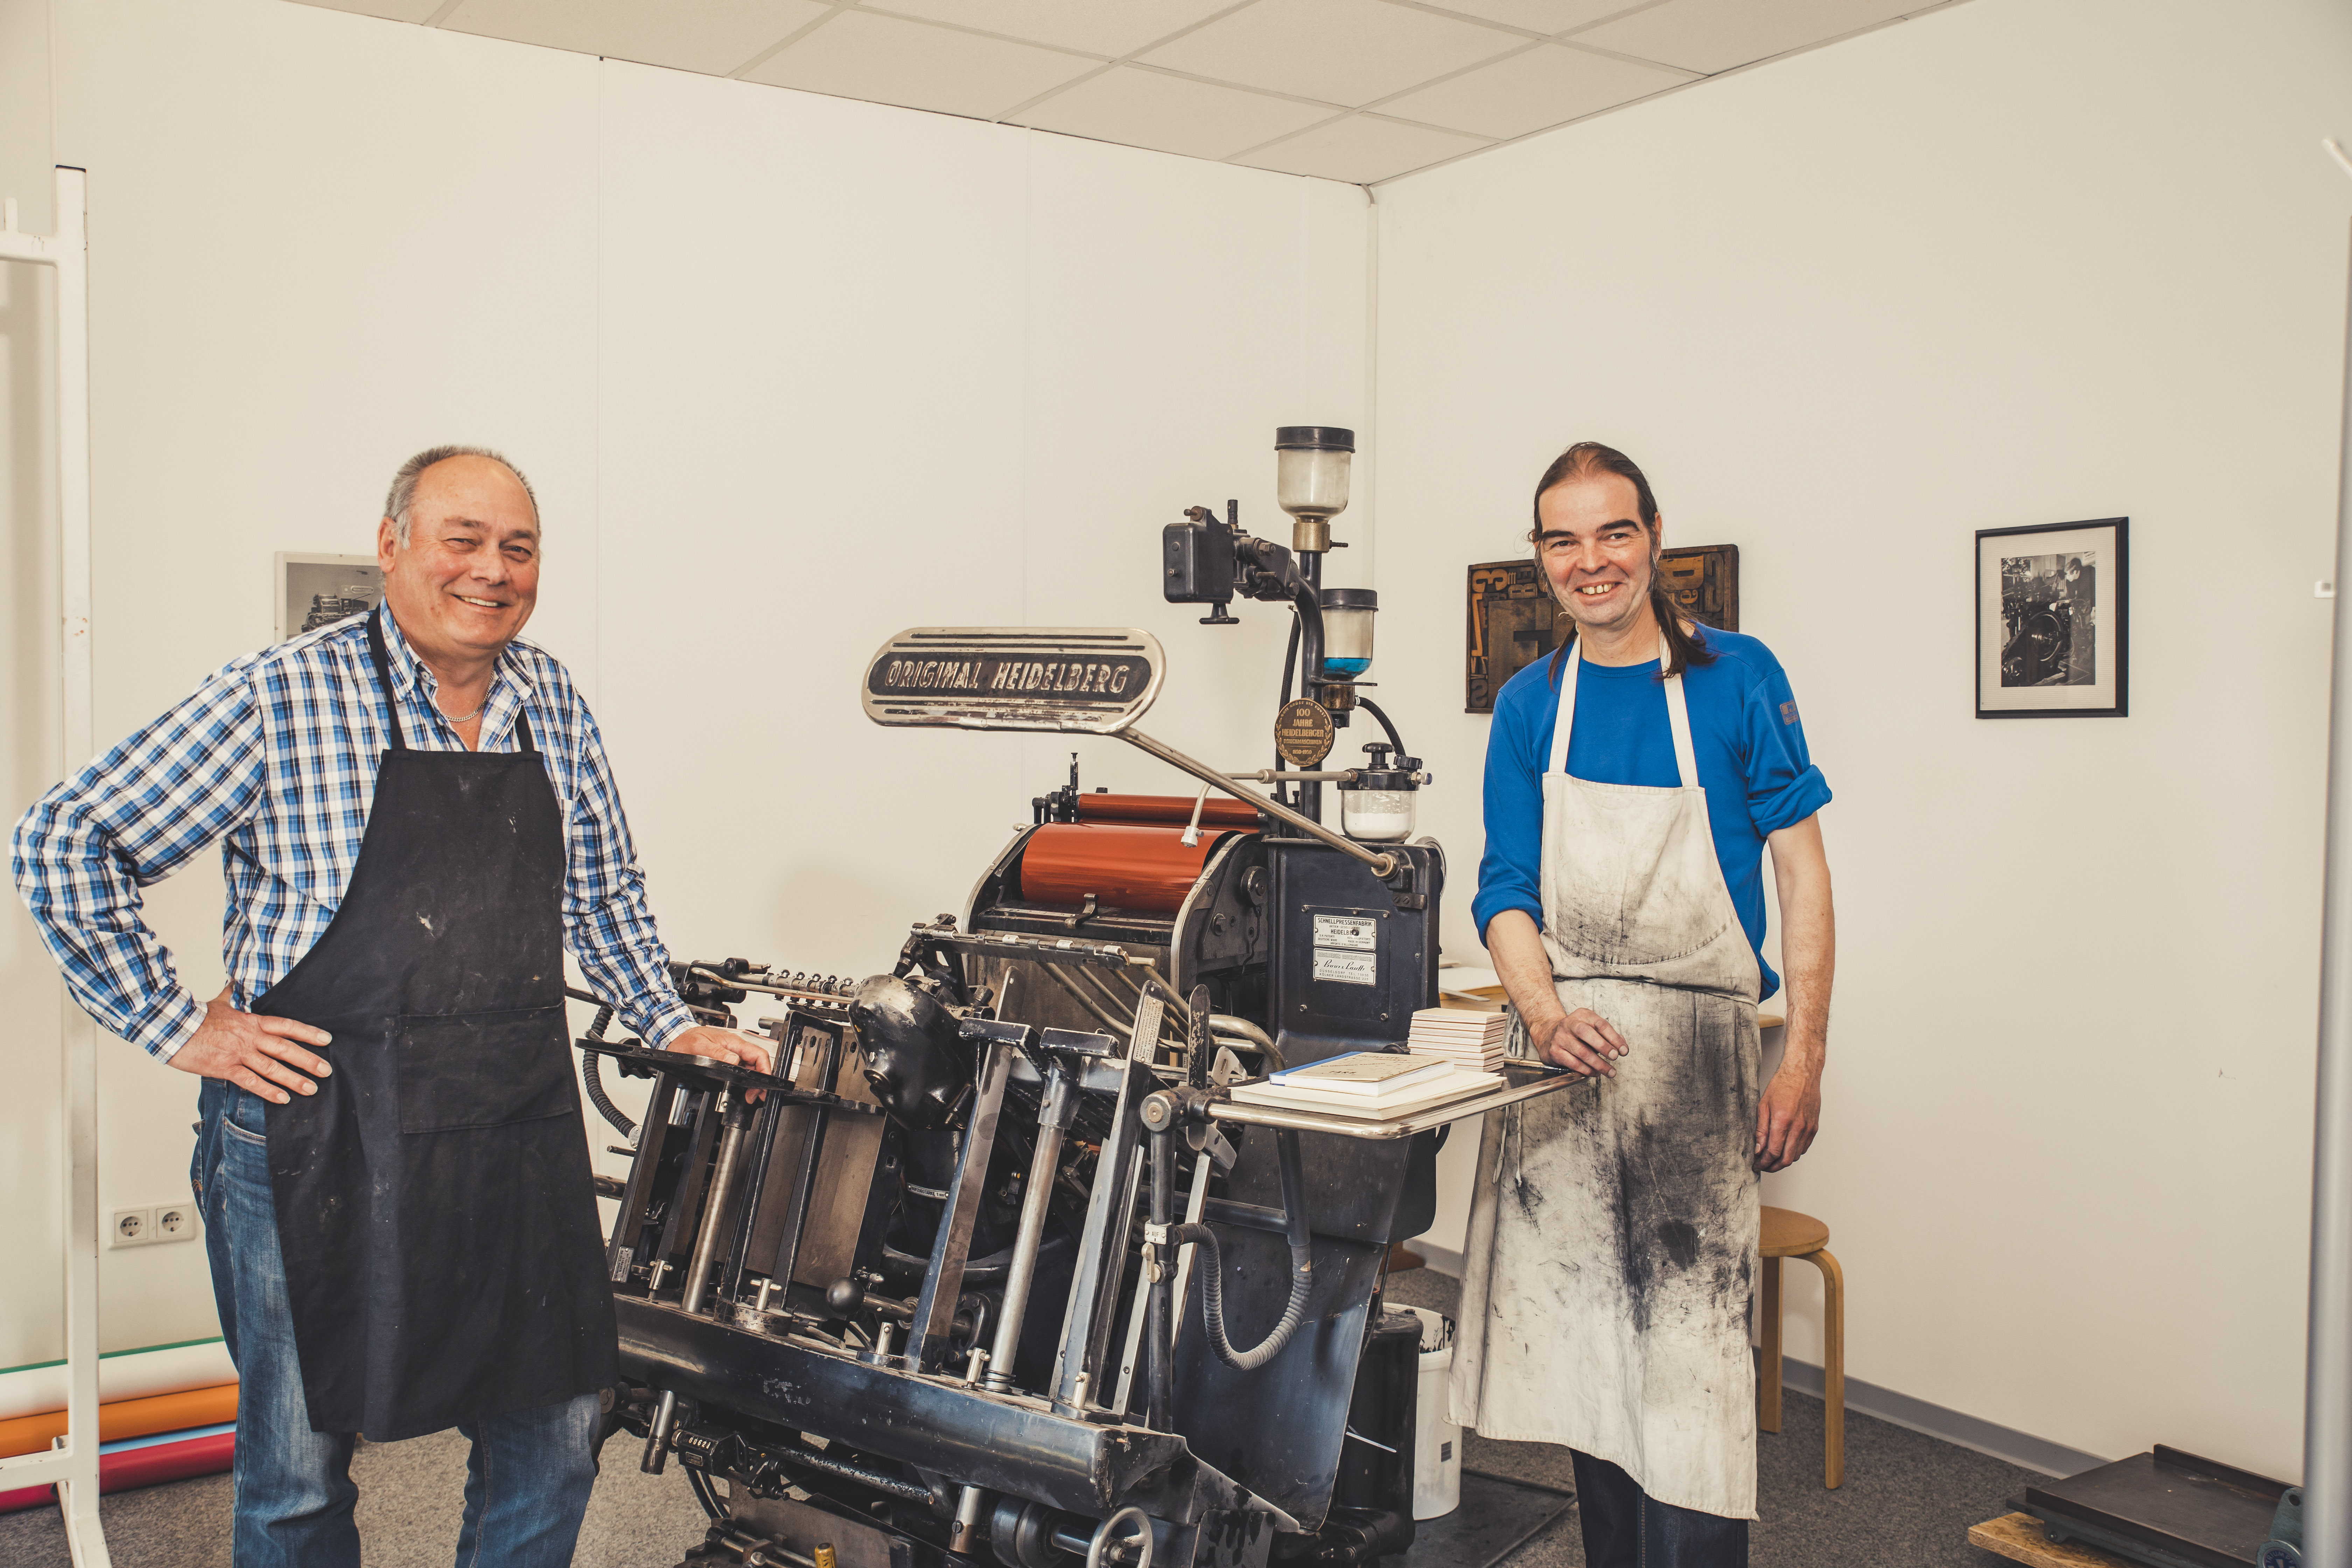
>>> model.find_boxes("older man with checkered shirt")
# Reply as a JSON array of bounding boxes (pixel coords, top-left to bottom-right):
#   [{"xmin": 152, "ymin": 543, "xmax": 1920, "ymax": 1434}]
[{"xmin": 13, "ymin": 447, "xmax": 770, "ymax": 1568}]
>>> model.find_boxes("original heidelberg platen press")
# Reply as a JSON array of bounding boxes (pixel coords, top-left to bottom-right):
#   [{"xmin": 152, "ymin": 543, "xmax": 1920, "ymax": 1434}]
[{"xmin": 575, "ymin": 429, "xmax": 1575, "ymax": 1568}]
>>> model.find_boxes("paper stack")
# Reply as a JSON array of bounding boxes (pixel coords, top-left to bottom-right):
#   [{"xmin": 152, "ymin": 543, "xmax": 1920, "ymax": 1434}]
[
  {"xmin": 1229, "ymin": 1051, "xmax": 1501, "ymax": 1121},
  {"xmin": 1406, "ymin": 1008, "xmax": 1510, "ymax": 1073}
]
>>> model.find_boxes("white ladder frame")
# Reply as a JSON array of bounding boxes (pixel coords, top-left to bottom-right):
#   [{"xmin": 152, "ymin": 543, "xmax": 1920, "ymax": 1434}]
[{"xmin": 0, "ymin": 164, "xmax": 113, "ymax": 1568}]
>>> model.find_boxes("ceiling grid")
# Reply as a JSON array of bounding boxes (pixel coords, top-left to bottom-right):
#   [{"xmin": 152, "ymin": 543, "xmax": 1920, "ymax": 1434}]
[{"xmin": 290, "ymin": 0, "xmax": 1970, "ymax": 184}]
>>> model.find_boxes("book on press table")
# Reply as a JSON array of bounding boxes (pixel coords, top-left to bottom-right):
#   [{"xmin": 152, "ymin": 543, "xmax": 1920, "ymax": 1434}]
[
  {"xmin": 1228, "ymin": 1051, "xmax": 1502, "ymax": 1121},
  {"xmin": 1404, "ymin": 1007, "xmax": 1511, "ymax": 1071}
]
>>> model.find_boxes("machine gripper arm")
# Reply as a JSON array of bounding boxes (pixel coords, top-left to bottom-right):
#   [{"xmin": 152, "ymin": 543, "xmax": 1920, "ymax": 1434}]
[{"xmin": 1117, "ymin": 727, "xmax": 1395, "ymax": 878}]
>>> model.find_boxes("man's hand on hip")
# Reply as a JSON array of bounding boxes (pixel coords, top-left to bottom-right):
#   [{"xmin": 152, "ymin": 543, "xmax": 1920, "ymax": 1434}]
[
  {"xmin": 169, "ymin": 986, "xmax": 333, "ymax": 1103},
  {"xmin": 662, "ymin": 1024, "xmax": 776, "ymax": 1077}
]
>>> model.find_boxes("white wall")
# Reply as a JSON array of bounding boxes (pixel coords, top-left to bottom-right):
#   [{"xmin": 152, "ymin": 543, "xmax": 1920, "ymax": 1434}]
[
  {"xmin": 1374, "ymin": 0, "xmax": 2352, "ymax": 1478},
  {"xmin": 0, "ymin": 0, "xmax": 1364, "ymax": 1368}
]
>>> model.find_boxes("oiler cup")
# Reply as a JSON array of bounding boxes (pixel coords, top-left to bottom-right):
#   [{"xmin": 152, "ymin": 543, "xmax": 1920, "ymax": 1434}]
[
  {"xmin": 1276, "ymin": 425, "xmax": 1353, "ymax": 553},
  {"xmin": 1319, "ymin": 587, "xmax": 1377, "ymax": 678},
  {"xmin": 1339, "ymin": 742, "xmax": 1422, "ymax": 842}
]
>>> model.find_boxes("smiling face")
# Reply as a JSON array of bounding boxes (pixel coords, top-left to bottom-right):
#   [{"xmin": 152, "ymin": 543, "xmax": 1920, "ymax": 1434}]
[
  {"xmin": 376, "ymin": 455, "xmax": 540, "ymax": 672},
  {"xmin": 1536, "ymin": 469, "xmax": 1661, "ymax": 643}
]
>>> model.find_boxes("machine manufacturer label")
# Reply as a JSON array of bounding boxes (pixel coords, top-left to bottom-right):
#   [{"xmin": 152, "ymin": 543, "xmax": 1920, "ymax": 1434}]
[
  {"xmin": 861, "ymin": 627, "xmax": 1164, "ymax": 734},
  {"xmin": 1312, "ymin": 914, "xmax": 1379, "ymax": 951},
  {"xmin": 1312, "ymin": 950, "xmax": 1379, "ymax": 986}
]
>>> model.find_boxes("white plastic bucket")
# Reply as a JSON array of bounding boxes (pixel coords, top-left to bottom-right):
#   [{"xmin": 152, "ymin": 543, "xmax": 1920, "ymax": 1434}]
[{"xmin": 1405, "ymin": 1306, "xmax": 1461, "ymax": 1520}]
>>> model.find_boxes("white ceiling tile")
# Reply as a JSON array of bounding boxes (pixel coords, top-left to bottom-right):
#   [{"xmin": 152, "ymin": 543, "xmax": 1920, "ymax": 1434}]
[
  {"xmin": 284, "ymin": 0, "xmax": 446, "ymax": 22},
  {"xmin": 1017, "ymin": 67, "xmax": 1337, "ymax": 161},
  {"xmin": 1377, "ymin": 40, "xmax": 1688, "ymax": 139},
  {"xmin": 1236, "ymin": 112, "xmax": 1488, "ymax": 182},
  {"xmin": 745, "ymin": 9, "xmax": 1099, "ymax": 118},
  {"xmin": 1141, "ymin": 0, "xmax": 1522, "ymax": 108},
  {"xmin": 438, "ymin": 0, "xmax": 829, "ymax": 75},
  {"xmin": 1412, "ymin": 0, "xmax": 1654, "ymax": 35},
  {"xmin": 859, "ymin": 0, "xmax": 1244, "ymax": 59},
  {"xmin": 1569, "ymin": 0, "xmax": 1925, "ymax": 74}
]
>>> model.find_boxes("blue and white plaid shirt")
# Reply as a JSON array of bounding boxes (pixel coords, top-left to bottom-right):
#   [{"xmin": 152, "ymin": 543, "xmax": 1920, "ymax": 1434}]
[{"xmin": 11, "ymin": 609, "xmax": 696, "ymax": 1061}]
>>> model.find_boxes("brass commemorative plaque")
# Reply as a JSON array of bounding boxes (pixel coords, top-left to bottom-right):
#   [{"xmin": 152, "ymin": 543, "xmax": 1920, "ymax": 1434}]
[{"xmin": 1274, "ymin": 698, "xmax": 1336, "ymax": 768}]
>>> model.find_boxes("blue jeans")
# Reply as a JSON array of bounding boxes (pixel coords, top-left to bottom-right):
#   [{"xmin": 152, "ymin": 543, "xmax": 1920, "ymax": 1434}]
[
  {"xmin": 194, "ymin": 1080, "xmax": 603, "ymax": 1567},
  {"xmin": 1570, "ymin": 1451, "xmax": 1749, "ymax": 1568}
]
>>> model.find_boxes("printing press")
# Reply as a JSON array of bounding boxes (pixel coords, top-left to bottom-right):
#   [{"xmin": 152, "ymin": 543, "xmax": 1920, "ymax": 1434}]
[{"xmin": 572, "ymin": 429, "xmax": 1575, "ymax": 1568}]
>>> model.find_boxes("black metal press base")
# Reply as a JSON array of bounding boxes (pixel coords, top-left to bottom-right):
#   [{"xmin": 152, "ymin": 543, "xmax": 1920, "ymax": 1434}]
[
  {"xmin": 664, "ymin": 1469, "xmax": 1575, "ymax": 1568},
  {"xmin": 2018, "ymin": 1446, "xmax": 2290, "ymax": 1568},
  {"xmin": 1398, "ymin": 1470, "xmax": 1577, "ymax": 1566}
]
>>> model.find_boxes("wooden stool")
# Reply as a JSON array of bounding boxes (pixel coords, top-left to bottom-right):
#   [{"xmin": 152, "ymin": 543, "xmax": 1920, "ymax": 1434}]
[{"xmin": 1758, "ymin": 1205, "xmax": 1844, "ymax": 1489}]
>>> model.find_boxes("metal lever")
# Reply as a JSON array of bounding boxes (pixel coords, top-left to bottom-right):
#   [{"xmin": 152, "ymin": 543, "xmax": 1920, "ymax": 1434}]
[
  {"xmin": 986, "ymin": 1067, "xmax": 1076, "ymax": 1392},
  {"xmin": 1118, "ymin": 727, "xmax": 1396, "ymax": 878}
]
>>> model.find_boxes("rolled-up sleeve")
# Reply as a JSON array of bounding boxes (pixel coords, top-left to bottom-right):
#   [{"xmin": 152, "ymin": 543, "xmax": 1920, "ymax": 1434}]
[
  {"xmin": 10, "ymin": 668, "xmax": 266, "ymax": 1060},
  {"xmin": 1472, "ymin": 675, "xmax": 1549, "ymax": 944},
  {"xmin": 559, "ymin": 704, "xmax": 696, "ymax": 1046},
  {"xmin": 1740, "ymin": 664, "xmax": 1832, "ymax": 835}
]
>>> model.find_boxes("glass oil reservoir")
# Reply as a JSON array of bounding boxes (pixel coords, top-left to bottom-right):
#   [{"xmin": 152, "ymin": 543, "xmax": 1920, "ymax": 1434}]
[
  {"xmin": 1319, "ymin": 588, "xmax": 1377, "ymax": 678},
  {"xmin": 1276, "ymin": 426, "xmax": 1354, "ymax": 552},
  {"xmin": 1339, "ymin": 742, "xmax": 1422, "ymax": 842}
]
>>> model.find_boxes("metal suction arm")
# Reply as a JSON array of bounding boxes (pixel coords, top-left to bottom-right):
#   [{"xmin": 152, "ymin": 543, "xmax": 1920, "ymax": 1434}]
[{"xmin": 1118, "ymin": 728, "xmax": 1395, "ymax": 878}]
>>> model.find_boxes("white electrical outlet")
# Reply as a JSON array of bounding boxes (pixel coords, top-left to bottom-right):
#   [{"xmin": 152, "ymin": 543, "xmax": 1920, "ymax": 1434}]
[{"xmin": 109, "ymin": 1203, "xmax": 199, "ymax": 1248}]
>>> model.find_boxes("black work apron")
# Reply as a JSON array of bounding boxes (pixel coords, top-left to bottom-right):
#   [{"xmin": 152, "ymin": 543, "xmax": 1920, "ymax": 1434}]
[{"xmin": 255, "ymin": 607, "xmax": 616, "ymax": 1440}]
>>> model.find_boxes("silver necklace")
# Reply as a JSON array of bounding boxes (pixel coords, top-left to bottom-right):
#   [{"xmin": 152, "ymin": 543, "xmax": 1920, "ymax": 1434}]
[{"xmin": 436, "ymin": 698, "xmax": 485, "ymax": 725}]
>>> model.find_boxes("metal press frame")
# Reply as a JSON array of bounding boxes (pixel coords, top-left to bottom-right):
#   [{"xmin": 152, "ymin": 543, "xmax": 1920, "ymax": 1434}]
[
  {"xmin": 0, "ymin": 167, "xmax": 110, "ymax": 1568},
  {"xmin": 2306, "ymin": 136, "xmax": 2352, "ymax": 1568}
]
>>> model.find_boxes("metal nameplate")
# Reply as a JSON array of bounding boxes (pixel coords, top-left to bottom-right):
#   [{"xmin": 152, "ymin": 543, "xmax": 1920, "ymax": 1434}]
[
  {"xmin": 1311, "ymin": 913, "xmax": 1378, "ymax": 952},
  {"xmin": 862, "ymin": 627, "xmax": 1165, "ymax": 734},
  {"xmin": 1311, "ymin": 950, "xmax": 1378, "ymax": 986}
]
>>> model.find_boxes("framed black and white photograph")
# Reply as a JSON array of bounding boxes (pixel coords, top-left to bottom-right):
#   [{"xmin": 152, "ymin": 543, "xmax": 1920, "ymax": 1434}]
[
  {"xmin": 1975, "ymin": 518, "xmax": 2127, "ymax": 718},
  {"xmin": 275, "ymin": 552, "xmax": 384, "ymax": 643}
]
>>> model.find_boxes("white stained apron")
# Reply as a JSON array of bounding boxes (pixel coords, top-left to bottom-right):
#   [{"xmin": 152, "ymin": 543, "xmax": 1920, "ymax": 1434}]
[{"xmin": 1450, "ymin": 634, "xmax": 1765, "ymax": 1520}]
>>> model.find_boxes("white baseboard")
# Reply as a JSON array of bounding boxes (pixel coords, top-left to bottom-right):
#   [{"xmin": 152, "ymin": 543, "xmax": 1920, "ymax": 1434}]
[
  {"xmin": 1402, "ymin": 1240, "xmax": 1463, "ymax": 1277},
  {"xmin": 1770, "ymin": 1354, "xmax": 2105, "ymax": 1478}
]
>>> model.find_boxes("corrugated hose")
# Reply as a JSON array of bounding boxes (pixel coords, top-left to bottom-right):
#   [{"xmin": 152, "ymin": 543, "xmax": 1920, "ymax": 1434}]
[
  {"xmin": 1168, "ymin": 1222, "xmax": 1311, "ymax": 1371},
  {"xmin": 579, "ymin": 1002, "xmax": 636, "ymax": 1139}
]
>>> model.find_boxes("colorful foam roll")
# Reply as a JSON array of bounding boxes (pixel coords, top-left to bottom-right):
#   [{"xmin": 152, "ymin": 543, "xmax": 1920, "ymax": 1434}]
[
  {"xmin": 0, "ymin": 1423, "xmax": 237, "ymax": 1514},
  {"xmin": 0, "ymin": 1381, "xmax": 239, "ymax": 1460}
]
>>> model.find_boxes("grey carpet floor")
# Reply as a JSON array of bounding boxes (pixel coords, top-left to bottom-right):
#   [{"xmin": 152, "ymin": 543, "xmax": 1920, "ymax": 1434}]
[
  {"xmin": 1, "ymin": 1272, "xmax": 2045, "ymax": 1567},
  {"xmin": 0, "ymin": 1430, "xmax": 710, "ymax": 1568},
  {"xmin": 1383, "ymin": 1266, "xmax": 2049, "ymax": 1567}
]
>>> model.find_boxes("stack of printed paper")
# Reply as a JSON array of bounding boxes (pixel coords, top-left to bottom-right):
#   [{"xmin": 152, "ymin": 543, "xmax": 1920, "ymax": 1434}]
[
  {"xmin": 1229, "ymin": 1051, "xmax": 1500, "ymax": 1121},
  {"xmin": 1405, "ymin": 1008, "xmax": 1510, "ymax": 1073}
]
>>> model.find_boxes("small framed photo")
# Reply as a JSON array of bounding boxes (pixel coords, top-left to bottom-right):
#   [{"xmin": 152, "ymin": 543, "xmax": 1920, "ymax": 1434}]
[
  {"xmin": 1975, "ymin": 518, "xmax": 2127, "ymax": 718},
  {"xmin": 276, "ymin": 553, "xmax": 383, "ymax": 643}
]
